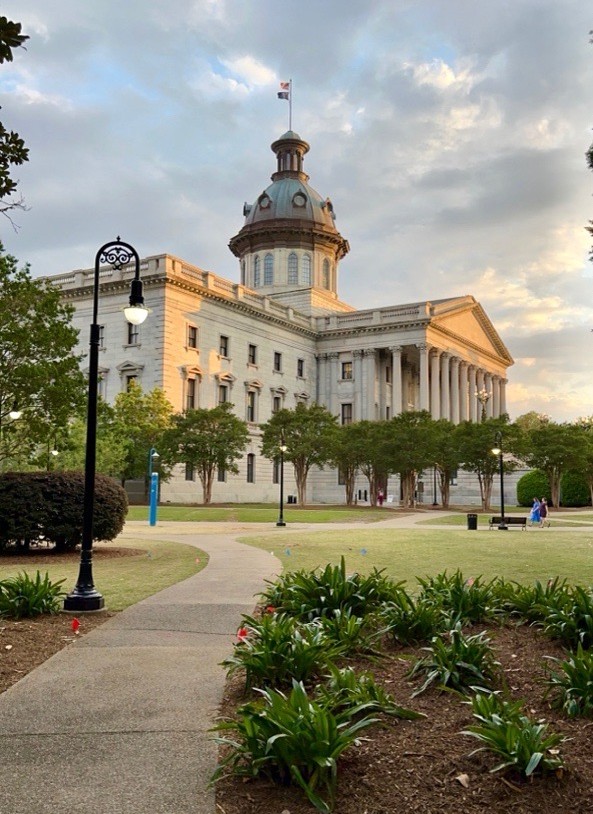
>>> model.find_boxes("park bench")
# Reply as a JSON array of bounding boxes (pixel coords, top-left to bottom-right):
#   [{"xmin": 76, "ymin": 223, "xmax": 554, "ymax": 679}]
[{"xmin": 488, "ymin": 516, "xmax": 527, "ymax": 530}]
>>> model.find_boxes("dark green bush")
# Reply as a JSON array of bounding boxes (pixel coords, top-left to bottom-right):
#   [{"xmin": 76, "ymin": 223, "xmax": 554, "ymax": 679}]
[
  {"xmin": 516, "ymin": 470, "xmax": 549, "ymax": 507},
  {"xmin": 0, "ymin": 571, "xmax": 65, "ymax": 618},
  {"xmin": 560, "ymin": 471, "xmax": 591, "ymax": 507},
  {"xmin": 0, "ymin": 471, "xmax": 127, "ymax": 552}
]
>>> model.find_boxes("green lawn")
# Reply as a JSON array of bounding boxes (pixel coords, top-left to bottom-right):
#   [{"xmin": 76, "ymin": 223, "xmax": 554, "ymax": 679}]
[
  {"xmin": 0, "ymin": 539, "xmax": 206, "ymax": 611},
  {"xmin": 239, "ymin": 527, "xmax": 593, "ymax": 588},
  {"xmin": 126, "ymin": 504, "xmax": 388, "ymax": 523}
]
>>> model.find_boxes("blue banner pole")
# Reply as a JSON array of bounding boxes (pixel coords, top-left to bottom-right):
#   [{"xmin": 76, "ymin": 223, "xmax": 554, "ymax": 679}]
[{"xmin": 149, "ymin": 472, "xmax": 159, "ymax": 526}]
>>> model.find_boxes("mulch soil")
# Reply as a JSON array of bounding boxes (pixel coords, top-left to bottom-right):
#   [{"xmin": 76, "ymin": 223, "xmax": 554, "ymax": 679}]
[{"xmin": 215, "ymin": 624, "xmax": 593, "ymax": 814}]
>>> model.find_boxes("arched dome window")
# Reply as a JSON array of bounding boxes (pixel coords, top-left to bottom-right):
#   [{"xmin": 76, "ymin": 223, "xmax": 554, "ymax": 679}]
[
  {"xmin": 253, "ymin": 255, "xmax": 261, "ymax": 288},
  {"xmin": 322, "ymin": 258, "xmax": 330, "ymax": 289},
  {"xmin": 264, "ymin": 253, "xmax": 274, "ymax": 285},
  {"xmin": 302, "ymin": 254, "xmax": 311, "ymax": 286},
  {"xmin": 288, "ymin": 252, "xmax": 298, "ymax": 285}
]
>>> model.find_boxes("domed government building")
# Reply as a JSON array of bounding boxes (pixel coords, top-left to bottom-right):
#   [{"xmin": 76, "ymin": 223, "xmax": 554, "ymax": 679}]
[{"xmin": 47, "ymin": 130, "xmax": 513, "ymax": 505}]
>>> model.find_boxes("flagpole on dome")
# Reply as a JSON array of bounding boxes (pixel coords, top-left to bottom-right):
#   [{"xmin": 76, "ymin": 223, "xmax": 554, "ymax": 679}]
[{"xmin": 277, "ymin": 79, "xmax": 292, "ymax": 130}]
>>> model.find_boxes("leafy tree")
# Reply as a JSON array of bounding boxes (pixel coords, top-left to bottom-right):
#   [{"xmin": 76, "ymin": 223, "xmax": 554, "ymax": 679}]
[
  {"xmin": 520, "ymin": 421, "xmax": 585, "ymax": 508},
  {"xmin": 160, "ymin": 402, "xmax": 249, "ymax": 504},
  {"xmin": 53, "ymin": 401, "xmax": 129, "ymax": 478},
  {"xmin": 0, "ymin": 246, "xmax": 85, "ymax": 470},
  {"xmin": 0, "ymin": 16, "xmax": 29, "ymax": 219},
  {"xmin": 260, "ymin": 403, "xmax": 337, "ymax": 506},
  {"xmin": 330, "ymin": 420, "xmax": 389, "ymax": 506},
  {"xmin": 328, "ymin": 423, "xmax": 361, "ymax": 505},
  {"xmin": 386, "ymin": 411, "xmax": 436, "ymax": 508},
  {"xmin": 431, "ymin": 418, "xmax": 463, "ymax": 509},
  {"xmin": 455, "ymin": 418, "xmax": 516, "ymax": 511},
  {"xmin": 112, "ymin": 381, "xmax": 174, "ymax": 489}
]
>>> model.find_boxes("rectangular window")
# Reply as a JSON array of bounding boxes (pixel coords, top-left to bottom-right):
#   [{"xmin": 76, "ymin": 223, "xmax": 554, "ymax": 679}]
[
  {"xmin": 217, "ymin": 467, "xmax": 226, "ymax": 483},
  {"xmin": 272, "ymin": 395, "xmax": 281, "ymax": 414},
  {"xmin": 449, "ymin": 468, "xmax": 458, "ymax": 486},
  {"xmin": 219, "ymin": 335, "xmax": 229, "ymax": 357},
  {"xmin": 273, "ymin": 351, "xmax": 282, "ymax": 372},
  {"xmin": 246, "ymin": 453, "xmax": 255, "ymax": 483},
  {"xmin": 297, "ymin": 358, "xmax": 304, "ymax": 378},
  {"xmin": 185, "ymin": 463, "xmax": 194, "ymax": 481},
  {"xmin": 248, "ymin": 343, "xmax": 257, "ymax": 365},
  {"xmin": 186, "ymin": 378, "xmax": 196, "ymax": 411},
  {"xmin": 272, "ymin": 458, "xmax": 280, "ymax": 485},
  {"xmin": 338, "ymin": 468, "xmax": 346, "ymax": 486},
  {"xmin": 187, "ymin": 325, "xmax": 198, "ymax": 349},
  {"xmin": 341, "ymin": 403, "xmax": 353, "ymax": 425},
  {"xmin": 126, "ymin": 374, "xmax": 137, "ymax": 392},
  {"xmin": 246, "ymin": 390, "xmax": 256, "ymax": 422},
  {"xmin": 218, "ymin": 384, "xmax": 228, "ymax": 404},
  {"xmin": 127, "ymin": 322, "xmax": 139, "ymax": 345},
  {"xmin": 341, "ymin": 361, "xmax": 353, "ymax": 380}
]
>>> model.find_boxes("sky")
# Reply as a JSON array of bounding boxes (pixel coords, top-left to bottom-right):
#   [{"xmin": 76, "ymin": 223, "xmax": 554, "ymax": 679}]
[{"xmin": 1, "ymin": 1, "xmax": 592, "ymax": 422}]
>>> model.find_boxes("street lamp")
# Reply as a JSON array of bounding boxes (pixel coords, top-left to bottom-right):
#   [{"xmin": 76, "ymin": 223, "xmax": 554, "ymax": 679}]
[
  {"xmin": 276, "ymin": 435, "xmax": 287, "ymax": 527},
  {"xmin": 148, "ymin": 447, "xmax": 159, "ymax": 527},
  {"xmin": 491, "ymin": 431, "xmax": 507, "ymax": 530},
  {"xmin": 64, "ymin": 239, "xmax": 148, "ymax": 612},
  {"xmin": 476, "ymin": 387, "xmax": 491, "ymax": 422},
  {"xmin": 432, "ymin": 466, "xmax": 438, "ymax": 507}
]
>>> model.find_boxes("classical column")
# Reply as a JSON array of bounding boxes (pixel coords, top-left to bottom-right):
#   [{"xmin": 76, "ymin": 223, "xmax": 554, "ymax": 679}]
[
  {"xmin": 440, "ymin": 352, "xmax": 451, "ymax": 421},
  {"xmin": 315, "ymin": 353, "xmax": 327, "ymax": 406},
  {"xmin": 390, "ymin": 346, "xmax": 403, "ymax": 417},
  {"xmin": 500, "ymin": 378, "xmax": 508, "ymax": 415},
  {"xmin": 430, "ymin": 349, "xmax": 441, "ymax": 420},
  {"xmin": 328, "ymin": 352, "xmax": 340, "ymax": 416},
  {"xmin": 363, "ymin": 349, "xmax": 377, "ymax": 420},
  {"xmin": 353, "ymin": 349, "xmax": 364, "ymax": 421},
  {"xmin": 418, "ymin": 344, "xmax": 429, "ymax": 411},
  {"xmin": 450, "ymin": 357, "xmax": 460, "ymax": 424},
  {"xmin": 468, "ymin": 366, "xmax": 477, "ymax": 422},
  {"xmin": 459, "ymin": 362, "xmax": 468, "ymax": 421},
  {"xmin": 484, "ymin": 373, "xmax": 493, "ymax": 418}
]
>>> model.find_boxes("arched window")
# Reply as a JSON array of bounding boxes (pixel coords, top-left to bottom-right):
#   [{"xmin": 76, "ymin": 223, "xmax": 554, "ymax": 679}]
[
  {"xmin": 302, "ymin": 254, "xmax": 311, "ymax": 286},
  {"xmin": 264, "ymin": 253, "xmax": 274, "ymax": 285},
  {"xmin": 288, "ymin": 252, "xmax": 298, "ymax": 285},
  {"xmin": 322, "ymin": 258, "xmax": 330, "ymax": 289},
  {"xmin": 253, "ymin": 255, "xmax": 260, "ymax": 288}
]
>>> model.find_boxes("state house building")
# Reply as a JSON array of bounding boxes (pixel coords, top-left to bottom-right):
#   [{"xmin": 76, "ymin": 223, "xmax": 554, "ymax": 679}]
[{"xmin": 48, "ymin": 130, "xmax": 513, "ymax": 504}]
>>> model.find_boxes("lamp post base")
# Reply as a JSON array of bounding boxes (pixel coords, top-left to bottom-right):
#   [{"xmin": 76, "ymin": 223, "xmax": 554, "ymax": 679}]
[
  {"xmin": 276, "ymin": 519, "xmax": 286, "ymax": 527},
  {"xmin": 63, "ymin": 588, "xmax": 105, "ymax": 612}
]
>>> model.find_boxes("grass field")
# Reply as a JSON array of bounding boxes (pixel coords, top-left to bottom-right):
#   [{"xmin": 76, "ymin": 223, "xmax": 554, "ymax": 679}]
[
  {"xmin": 239, "ymin": 527, "xmax": 593, "ymax": 588},
  {"xmin": 126, "ymin": 504, "xmax": 388, "ymax": 523},
  {"xmin": 0, "ymin": 539, "xmax": 206, "ymax": 611}
]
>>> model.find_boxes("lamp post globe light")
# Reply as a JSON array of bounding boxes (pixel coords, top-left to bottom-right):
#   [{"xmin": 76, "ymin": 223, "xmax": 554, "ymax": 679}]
[
  {"xmin": 476, "ymin": 387, "xmax": 491, "ymax": 422},
  {"xmin": 64, "ymin": 239, "xmax": 148, "ymax": 612},
  {"xmin": 276, "ymin": 435, "xmax": 287, "ymax": 527},
  {"xmin": 491, "ymin": 431, "xmax": 507, "ymax": 531}
]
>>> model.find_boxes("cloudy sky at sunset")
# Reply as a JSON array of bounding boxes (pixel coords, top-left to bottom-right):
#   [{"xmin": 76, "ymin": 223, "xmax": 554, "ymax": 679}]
[{"xmin": 1, "ymin": 1, "xmax": 592, "ymax": 421}]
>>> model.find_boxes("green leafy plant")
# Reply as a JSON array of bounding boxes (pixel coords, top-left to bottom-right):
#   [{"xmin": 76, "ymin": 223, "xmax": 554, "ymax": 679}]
[
  {"xmin": 416, "ymin": 570, "xmax": 501, "ymax": 624},
  {"xmin": 461, "ymin": 691, "xmax": 565, "ymax": 777},
  {"xmin": 221, "ymin": 612, "xmax": 345, "ymax": 689},
  {"xmin": 543, "ymin": 586, "xmax": 593, "ymax": 648},
  {"xmin": 315, "ymin": 608, "xmax": 382, "ymax": 656},
  {"xmin": 545, "ymin": 643, "xmax": 593, "ymax": 717},
  {"xmin": 317, "ymin": 665, "xmax": 423, "ymax": 721},
  {"xmin": 496, "ymin": 577, "xmax": 571, "ymax": 623},
  {"xmin": 409, "ymin": 623, "xmax": 499, "ymax": 696},
  {"xmin": 379, "ymin": 590, "xmax": 450, "ymax": 645},
  {"xmin": 260, "ymin": 556, "xmax": 404, "ymax": 621},
  {"xmin": 0, "ymin": 571, "xmax": 65, "ymax": 618},
  {"xmin": 211, "ymin": 679, "xmax": 380, "ymax": 812}
]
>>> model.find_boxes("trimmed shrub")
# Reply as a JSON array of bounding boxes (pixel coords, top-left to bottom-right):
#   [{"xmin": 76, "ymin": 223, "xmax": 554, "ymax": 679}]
[
  {"xmin": 560, "ymin": 471, "xmax": 591, "ymax": 508},
  {"xmin": 516, "ymin": 469, "xmax": 549, "ymax": 507},
  {"xmin": 0, "ymin": 471, "xmax": 127, "ymax": 552}
]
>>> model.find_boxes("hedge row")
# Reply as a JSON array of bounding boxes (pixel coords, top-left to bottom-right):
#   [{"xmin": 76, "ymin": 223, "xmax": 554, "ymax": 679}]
[{"xmin": 0, "ymin": 471, "xmax": 128, "ymax": 552}]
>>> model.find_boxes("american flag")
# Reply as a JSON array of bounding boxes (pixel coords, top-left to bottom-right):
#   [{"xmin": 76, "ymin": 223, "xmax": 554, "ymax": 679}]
[{"xmin": 277, "ymin": 81, "xmax": 290, "ymax": 100}]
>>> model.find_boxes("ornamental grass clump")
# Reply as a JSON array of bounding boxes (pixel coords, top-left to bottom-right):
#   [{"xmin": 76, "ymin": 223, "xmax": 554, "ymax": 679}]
[
  {"xmin": 416, "ymin": 570, "xmax": 501, "ymax": 624},
  {"xmin": 317, "ymin": 665, "xmax": 424, "ymax": 721},
  {"xmin": 545, "ymin": 643, "xmax": 593, "ymax": 718},
  {"xmin": 0, "ymin": 571, "xmax": 65, "ymax": 619},
  {"xmin": 260, "ymin": 556, "xmax": 404, "ymax": 621},
  {"xmin": 379, "ymin": 590, "xmax": 451, "ymax": 645},
  {"xmin": 222, "ymin": 612, "xmax": 345, "ymax": 690},
  {"xmin": 461, "ymin": 691, "xmax": 565, "ymax": 777},
  {"xmin": 211, "ymin": 679, "xmax": 380, "ymax": 813},
  {"xmin": 409, "ymin": 622, "xmax": 500, "ymax": 696}
]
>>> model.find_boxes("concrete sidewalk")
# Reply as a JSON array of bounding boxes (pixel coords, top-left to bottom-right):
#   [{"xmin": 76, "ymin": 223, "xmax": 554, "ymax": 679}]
[{"xmin": 0, "ymin": 529, "xmax": 281, "ymax": 814}]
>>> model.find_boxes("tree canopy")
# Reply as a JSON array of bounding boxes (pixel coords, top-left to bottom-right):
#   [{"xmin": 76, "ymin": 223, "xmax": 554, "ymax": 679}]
[{"xmin": 0, "ymin": 16, "xmax": 29, "ymax": 219}]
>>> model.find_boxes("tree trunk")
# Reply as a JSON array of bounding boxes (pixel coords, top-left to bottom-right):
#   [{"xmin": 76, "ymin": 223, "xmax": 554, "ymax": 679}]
[
  {"xmin": 345, "ymin": 471, "xmax": 355, "ymax": 506},
  {"xmin": 200, "ymin": 466, "xmax": 214, "ymax": 504},
  {"xmin": 294, "ymin": 463, "xmax": 308, "ymax": 507},
  {"xmin": 438, "ymin": 471, "xmax": 450, "ymax": 508}
]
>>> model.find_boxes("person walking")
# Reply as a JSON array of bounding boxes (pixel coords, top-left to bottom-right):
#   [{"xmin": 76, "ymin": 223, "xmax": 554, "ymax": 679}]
[
  {"xmin": 529, "ymin": 497, "xmax": 541, "ymax": 526},
  {"xmin": 539, "ymin": 497, "xmax": 549, "ymax": 527}
]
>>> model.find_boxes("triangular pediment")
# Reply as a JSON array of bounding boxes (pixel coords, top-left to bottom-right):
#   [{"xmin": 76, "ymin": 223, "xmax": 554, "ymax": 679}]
[{"xmin": 429, "ymin": 296, "xmax": 513, "ymax": 365}]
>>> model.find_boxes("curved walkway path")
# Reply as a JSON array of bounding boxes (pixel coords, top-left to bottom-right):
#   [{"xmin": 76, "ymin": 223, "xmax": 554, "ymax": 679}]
[{"xmin": 1, "ymin": 509, "xmax": 591, "ymax": 814}]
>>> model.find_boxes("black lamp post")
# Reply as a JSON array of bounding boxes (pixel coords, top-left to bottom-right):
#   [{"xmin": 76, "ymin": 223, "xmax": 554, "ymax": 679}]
[
  {"xmin": 476, "ymin": 387, "xmax": 491, "ymax": 422},
  {"xmin": 276, "ymin": 435, "xmax": 287, "ymax": 527},
  {"xmin": 491, "ymin": 431, "xmax": 507, "ymax": 530},
  {"xmin": 64, "ymin": 239, "xmax": 148, "ymax": 612},
  {"xmin": 432, "ymin": 466, "xmax": 438, "ymax": 506}
]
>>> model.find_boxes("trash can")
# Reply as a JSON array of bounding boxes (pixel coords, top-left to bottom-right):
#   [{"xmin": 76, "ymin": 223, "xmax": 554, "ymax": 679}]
[{"xmin": 467, "ymin": 513, "xmax": 478, "ymax": 531}]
